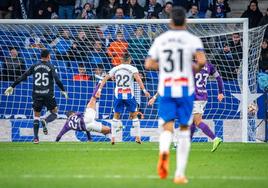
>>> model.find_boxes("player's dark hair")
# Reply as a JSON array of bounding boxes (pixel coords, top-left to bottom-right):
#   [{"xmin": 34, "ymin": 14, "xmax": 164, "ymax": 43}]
[
  {"xmin": 41, "ymin": 49, "xmax": 50, "ymax": 59},
  {"xmin": 66, "ymin": 111, "xmax": 75, "ymax": 118},
  {"xmin": 122, "ymin": 52, "xmax": 131, "ymax": 62},
  {"xmin": 171, "ymin": 6, "xmax": 186, "ymax": 26}
]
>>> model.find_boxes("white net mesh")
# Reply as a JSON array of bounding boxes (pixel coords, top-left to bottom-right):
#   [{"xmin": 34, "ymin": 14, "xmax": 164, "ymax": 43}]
[{"xmin": 0, "ymin": 20, "xmax": 266, "ymax": 142}]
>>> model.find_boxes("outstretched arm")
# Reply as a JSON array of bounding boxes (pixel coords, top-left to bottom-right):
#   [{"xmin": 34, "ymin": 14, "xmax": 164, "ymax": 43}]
[
  {"xmin": 51, "ymin": 67, "xmax": 68, "ymax": 99},
  {"xmin": 95, "ymin": 74, "xmax": 111, "ymax": 98},
  {"xmin": 11, "ymin": 66, "xmax": 34, "ymax": 88},
  {"xmin": 55, "ymin": 122, "xmax": 71, "ymax": 142},
  {"xmin": 133, "ymin": 73, "xmax": 150, "ymax": 97},
  {"xmin": 5, "ymin": 66, "xmax": 34, "ymax": 96},
  {"xmin": 148, "ymin": 92, "xmax": 159, "ymax": 106}
]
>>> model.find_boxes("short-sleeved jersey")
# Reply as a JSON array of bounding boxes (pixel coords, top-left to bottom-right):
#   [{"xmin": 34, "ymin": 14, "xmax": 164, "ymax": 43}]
[
  {"xmin": 11, "ymin": 61, "xmax": 65, "ymax": 97},
  {"xmin": 148, "ymin": 30, "xmax": 204, "ymax": 98},
  {"xmin": 109, "ymin": 64, "xmax": 139, "ymax": 99},
  {"xmin": 65, "ymin": 113, "xmax": 87, "ymax": 131},
  {"xmin": 195, "ymin": 62, "xmax": 223, "ymax": 101}
]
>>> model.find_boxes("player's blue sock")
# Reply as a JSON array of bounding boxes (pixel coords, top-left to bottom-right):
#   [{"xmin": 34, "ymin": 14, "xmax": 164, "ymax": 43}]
[{"xmin": 33, "ymin": 119, "xmax": 40, "ymax": 139}]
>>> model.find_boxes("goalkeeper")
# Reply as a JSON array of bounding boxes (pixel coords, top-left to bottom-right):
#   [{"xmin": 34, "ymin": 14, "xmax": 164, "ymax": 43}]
[
  {"xmin": 149, "ymin": 62, "xmax": 224, "ymax": 152},
  {"xmin": 56, "ymin": 85, "xmax": 111, "ymax": 141},
  {"xmin": 4, "ymin": 49, "xmax": 68, "ymax": 144}
]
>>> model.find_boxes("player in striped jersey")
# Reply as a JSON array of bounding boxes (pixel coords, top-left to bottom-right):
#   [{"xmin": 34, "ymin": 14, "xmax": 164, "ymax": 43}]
[
  {"xmin": 96, "ymin": 52, "xmax": 150, "ymax": 145},
  {"xmin": 145, "ymin": 7, "xmax": 206, "ymax": 184}
]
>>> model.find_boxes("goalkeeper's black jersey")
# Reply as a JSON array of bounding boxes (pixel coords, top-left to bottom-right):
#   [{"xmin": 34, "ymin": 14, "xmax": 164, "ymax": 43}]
[{"xmin": 11, "ymin": 61, "xmax": 65, "ymax": 97}]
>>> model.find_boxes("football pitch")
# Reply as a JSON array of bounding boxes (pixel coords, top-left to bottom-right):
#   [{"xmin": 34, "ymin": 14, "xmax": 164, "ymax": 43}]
[{"xmin": 0, "ymin": 142, "xmax": 267, "ymax": 188}]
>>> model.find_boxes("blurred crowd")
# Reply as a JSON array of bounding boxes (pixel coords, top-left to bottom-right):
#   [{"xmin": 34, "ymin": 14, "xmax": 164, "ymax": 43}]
[
  {"xmin": 0, "ymin": 0, "xmax": 268, "ymax": 81},
  {"xmin": 0, "ymin": 0, "xmax": 265, "ymax": 23}
]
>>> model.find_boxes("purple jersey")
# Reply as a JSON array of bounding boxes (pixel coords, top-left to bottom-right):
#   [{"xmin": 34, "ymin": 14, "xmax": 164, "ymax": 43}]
[
  {"xmin": 65, "ymin": 113, "xmax": 87, "ymax": 131},
  {"xmin": 194, "ymin": 63, "xmax": 223, "ymax": 101},
  {"xmin": 56, "ymin": 112, "xmax": 90, "ymax": 141}
]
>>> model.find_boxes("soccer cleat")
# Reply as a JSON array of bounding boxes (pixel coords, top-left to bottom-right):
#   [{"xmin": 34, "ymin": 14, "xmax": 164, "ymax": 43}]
[
  {"xmin": 157, "ymin": 152, "xmax": 169, "ymax": 179},
  {"xmin": 211, "ymin": 137, "xmax": 222, "ymax": 152},
  {"xmin": 33, "ymin": 138, "xmax": 39, "ymax": 144},
  {"xmin": 135, "ymin": 137, "xmax": 142, "ymax": 144},
  {"xmin": 41, "ymin": 119, "xmax": 48, "ymax": 135},
  {"xmin": 111, "ymin": 137, "xmax": 115, "ymax": 145},
  {"xmin": 173, "ymin": 176, "xmax": 188, "ymax": 184}
]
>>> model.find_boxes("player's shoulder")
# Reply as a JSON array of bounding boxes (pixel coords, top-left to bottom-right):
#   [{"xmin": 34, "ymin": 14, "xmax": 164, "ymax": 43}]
[
  {"xmin": 206, "ymin": 62, "xmax": 214, "ymax": 68},
  {"xmin": 30, "ymin": 62, "xmax": 42, "ymax": 70},
  {"xmin": 206, "ymin": 62, "xmax": 216, "ymax": 70},
  {"xmin": 156, "ymin": 30, "xmax": 201, "ymax": 42},
  {"xmin": 46, "ymin": 62, "xmax": 56, "ymax": 69},
  {"xmin": 117, "ymin": 63, "xmax": 134, "ymax": 69},
  {"xmin": 183, "ymin": 31, "xmax": 201, "ymax": 42},
  {"xmin": 123, "ymin": 64, "xmax": 138, "ymax": 72}
]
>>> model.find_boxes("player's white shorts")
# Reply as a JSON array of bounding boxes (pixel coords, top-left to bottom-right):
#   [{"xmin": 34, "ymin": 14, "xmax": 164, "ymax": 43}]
[
  {"xmin": 192, "ymin": 100, "xmax": 207, "ymax": 114},
  {"xmin": 84, "ymin": 108, "xmax": 102, "ymax": 133}
]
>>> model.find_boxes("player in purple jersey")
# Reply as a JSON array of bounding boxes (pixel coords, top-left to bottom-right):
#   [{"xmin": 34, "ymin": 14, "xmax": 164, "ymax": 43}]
[
  {"xmin": 56, "ymin": 111, "xmax": 92, "ymax": 142},
  {"xmin": 148, "ymin": 62, "xmax": 224, "ymax": 152},
  {"xmin": 56, "ymin": 84, "xmax": 111, "ymax": 142},
  {"xmin": 191, "ymin": 62, "xmax": 224, "ymax": 152}
]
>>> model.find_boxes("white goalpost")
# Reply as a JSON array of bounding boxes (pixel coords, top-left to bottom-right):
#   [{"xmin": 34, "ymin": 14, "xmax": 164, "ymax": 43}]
[{"xmin": 0, "ymin": 19, "xmax": 266, "ymax": 142}]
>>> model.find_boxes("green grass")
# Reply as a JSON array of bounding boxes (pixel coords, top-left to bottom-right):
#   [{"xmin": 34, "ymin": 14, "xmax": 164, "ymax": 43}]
[{"xmin": 0, "ymin": 142, "xmax": 268, "ymax": 188}]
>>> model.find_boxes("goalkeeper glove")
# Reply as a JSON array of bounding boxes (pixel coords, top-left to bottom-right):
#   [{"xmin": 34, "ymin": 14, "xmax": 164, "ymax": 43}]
[
  {"xmin": 61, "ymin": 91, "xmax": 68, "ymax": 99},
  {"xmin": 4, "ymin": 87, "xmax": 14, "ymax": 96}
]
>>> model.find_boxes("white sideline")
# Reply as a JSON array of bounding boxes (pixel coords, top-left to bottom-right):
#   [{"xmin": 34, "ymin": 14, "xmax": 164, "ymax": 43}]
[{"xmin": 0, "ymin": 174, "xmax": 266, "ymax": 181}]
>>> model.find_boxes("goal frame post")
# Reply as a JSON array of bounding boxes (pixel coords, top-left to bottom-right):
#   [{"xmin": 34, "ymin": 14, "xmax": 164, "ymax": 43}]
[{"xmin": 0, "ymin": 18, "xmax": 249, "ymax": 142}]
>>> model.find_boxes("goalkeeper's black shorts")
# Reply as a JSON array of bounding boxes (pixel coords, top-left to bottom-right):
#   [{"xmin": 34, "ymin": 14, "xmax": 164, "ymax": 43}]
[{"xmin": 32, "ymin": 95, "xmax": 57, "ymax": 112}]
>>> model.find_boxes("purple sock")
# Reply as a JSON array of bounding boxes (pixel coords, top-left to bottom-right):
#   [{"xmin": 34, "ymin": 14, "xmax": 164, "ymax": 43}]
[
  {"xmin": 92, "ymin": 83, "xmax": 101, "ymax": 97},
  {"xmin": 190, "ymin": 123, "xmax": 196, "ymax": 139},
  {"xmin": 199, "ymin": 122, "xmax": 215, "ymax": 140}
]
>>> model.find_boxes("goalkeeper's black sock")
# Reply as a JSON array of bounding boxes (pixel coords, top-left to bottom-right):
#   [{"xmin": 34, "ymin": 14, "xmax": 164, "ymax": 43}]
[
  {"xmin": 33, "ymin": 119, "xmax": 40, "ymax": 139},
  {"xmin": 45, "ymin": 112, "xmax": 57, "ymax": 123}
]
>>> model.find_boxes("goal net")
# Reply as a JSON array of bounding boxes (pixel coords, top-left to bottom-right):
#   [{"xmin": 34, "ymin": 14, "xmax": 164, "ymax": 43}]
[{"xmin": 0, "ymin": 19, "xmax": 266, "ymax": 142}]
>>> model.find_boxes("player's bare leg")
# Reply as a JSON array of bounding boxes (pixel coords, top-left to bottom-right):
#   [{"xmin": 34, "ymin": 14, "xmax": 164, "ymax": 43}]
[
  {"xmin": 194, "ymin": 113, "xmax": 222, "ymax": 152},
  {"xmin": 111, "ymin": 113, "xmax": 121, "ymax": 145},
  {"xmin": 130, "ymin": 111, "xmax": 141, "ymax": 144},
  {"xmin": 173, "ymin": 125, "xmax": 191, "ymax": 184},
  {"xmin": 41, "ymin": 107, "xmax": 58, "ymax": 135},
  {"xmin": 158, "ymin": 121, "xmax": 173, "ymax": 179},
  {"xmin": 86, "ymin": 96, "xmax": 97, "ymax": 110},
  {"xmin": 84, "ymin": 82, "xmax": 112, "ymax": 137},
  {"xmin": 33, "ymin": 111, "xmax": 41, "ymax": 144}
]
